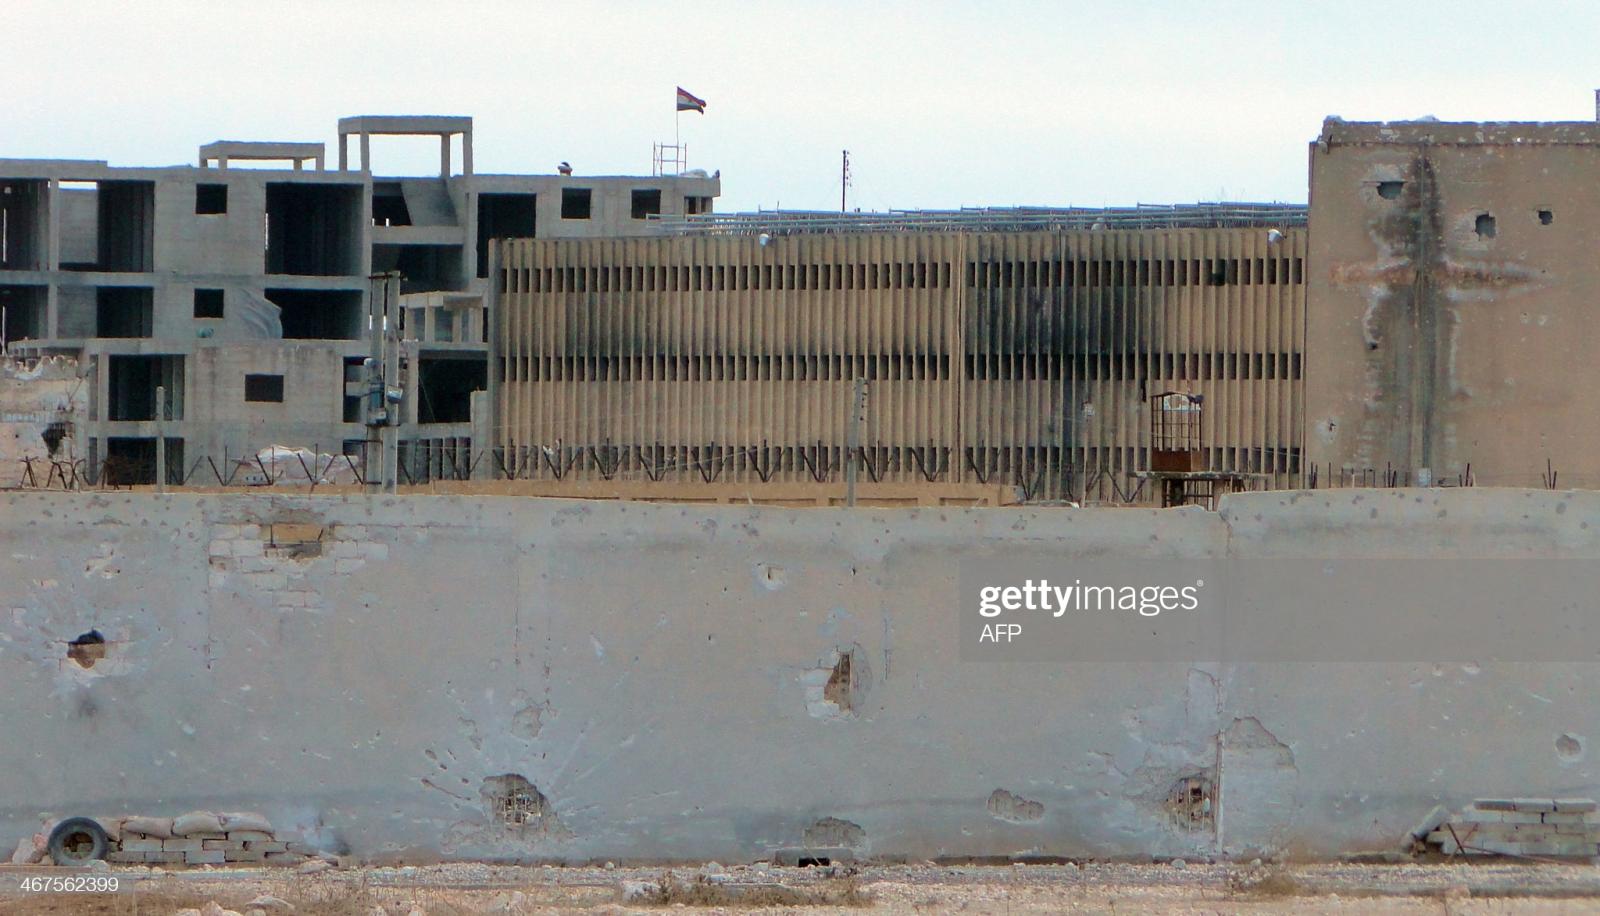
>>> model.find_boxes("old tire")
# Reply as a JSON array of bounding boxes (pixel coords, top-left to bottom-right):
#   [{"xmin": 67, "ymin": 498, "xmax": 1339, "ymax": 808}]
[{"xmin": 47, "ymin": 817, "xmax": 108, "ymax": 865}]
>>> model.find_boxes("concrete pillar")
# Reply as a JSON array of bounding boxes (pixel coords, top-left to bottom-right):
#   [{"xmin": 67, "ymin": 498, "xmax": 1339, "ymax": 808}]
[
  {"xmin": 463, "ymin": 128, "xmax": 474, "ymax": 177},
  {"xmin": 155, "ymin": 385, "xmax": 166, "ymax": 492},
  {"xmin": 440, "ymin": 134, "xmax": 451, "ymax": 178},
  {"xmin": 470, "ymin": 389, "xmax": 492, "ymax": 480},
  {"xmin": 338, "ymin": 135, "xmax": 348, "ymax": 171},
  {"xmin": 484, "ymin": 239, "xmax": 501, "ymax": 476},
  {"xmin": 46, "ymin": 178, "xmax": 60, "ymax": 272},
  {"xmin": 359, "ymin": 133, "xmax": 371, "ymax": 173}
]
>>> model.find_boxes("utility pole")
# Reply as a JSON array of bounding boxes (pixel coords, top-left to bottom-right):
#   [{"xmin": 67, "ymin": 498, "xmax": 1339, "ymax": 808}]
[
  {"xmin": 365, "ymin": 272, "xmax": 404, "ymax": 494},
  {"xmin": 841, "ymin": 149, "xmax": 850, "ymax": 212},
  {"xmin": 845, "ymin": 376, "xmax": 865, "ymax": 507}
]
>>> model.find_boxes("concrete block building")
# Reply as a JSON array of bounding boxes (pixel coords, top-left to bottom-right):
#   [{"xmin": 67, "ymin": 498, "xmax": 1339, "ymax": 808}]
[
  {"xmin": 1305, "ymin": 118, "xmax": 1600, "ymax": 489},
  {"xmin": 0, "ymin": 115, "xmax": 720, "ymax": 483}
]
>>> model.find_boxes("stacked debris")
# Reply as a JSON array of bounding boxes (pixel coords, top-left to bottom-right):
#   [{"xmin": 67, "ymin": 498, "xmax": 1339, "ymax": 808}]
[
  {"xmin": 13, "ymin": 811, "xmax": 325, "ymax": 867},
  {"xmin": 111, "ymin": 812, "xmax": 322, "ymax": 866},
  {"xmin": 1423, "ymin": 798, "xmax": 1600, "ymax": 858}
]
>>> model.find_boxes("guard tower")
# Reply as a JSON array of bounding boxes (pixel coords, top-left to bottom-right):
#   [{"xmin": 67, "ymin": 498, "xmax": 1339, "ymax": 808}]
[{"xmin": 1137, "ymin": 391, "xmax": 1257, "ymax": 508}]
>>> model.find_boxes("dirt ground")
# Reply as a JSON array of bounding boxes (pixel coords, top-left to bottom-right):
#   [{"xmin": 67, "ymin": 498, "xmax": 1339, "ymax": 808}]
[{"xmin": 7, "ymin": 860, "xmax": 1600, "ymax": 915}]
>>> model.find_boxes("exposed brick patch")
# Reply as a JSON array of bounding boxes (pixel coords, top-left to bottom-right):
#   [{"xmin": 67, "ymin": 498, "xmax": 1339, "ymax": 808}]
[{"xmin": 205, "ymin": 521, "xmax": 392, "ymax": 611}]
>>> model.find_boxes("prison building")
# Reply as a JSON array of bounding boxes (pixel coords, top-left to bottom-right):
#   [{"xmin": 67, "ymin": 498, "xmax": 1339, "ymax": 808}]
[{"xmin": 492, "ymin": 224, "xmax": 1307, "ymax": 503}]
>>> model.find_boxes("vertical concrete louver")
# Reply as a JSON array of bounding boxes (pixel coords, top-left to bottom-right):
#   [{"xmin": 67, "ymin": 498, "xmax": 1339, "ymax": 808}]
[{"xmin": 496, "ymin": 228, "xmax": 1305, "ymax": 502}]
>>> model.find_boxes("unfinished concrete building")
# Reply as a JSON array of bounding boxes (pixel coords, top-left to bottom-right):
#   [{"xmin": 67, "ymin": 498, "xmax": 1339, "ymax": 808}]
[
  {"xmin": 0, "ymin": 116, "xmax": 720, "ymax": 484},
  {"xmin": 491, "ymin": 210, "xmax": 1308, "ymax": 503},
  {"xmin": 1305, "ymin": 117, "xmax": 1600, "ymax": 489}
]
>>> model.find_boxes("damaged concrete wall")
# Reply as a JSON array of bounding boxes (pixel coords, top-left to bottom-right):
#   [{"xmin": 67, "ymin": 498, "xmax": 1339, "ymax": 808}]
[
  {"xmin": 0, "ymin": 355, "xmax": 88, "ymax": 483},
  {"xmin": 0, "ymin": 489, "xmax": 1596, "ymax": 863},
  {"xmin": 1306, "ymin": 118, "xmax": 1600, "ymax": 488}
]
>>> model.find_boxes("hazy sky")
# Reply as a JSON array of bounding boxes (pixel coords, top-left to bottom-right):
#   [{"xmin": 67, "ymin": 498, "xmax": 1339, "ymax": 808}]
[{"xmin": 8, "ymin": 1, "xmax": 1600, "ymax": 213}]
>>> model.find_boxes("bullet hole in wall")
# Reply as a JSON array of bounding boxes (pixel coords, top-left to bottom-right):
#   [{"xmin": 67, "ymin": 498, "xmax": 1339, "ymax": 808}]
[
  {"xmin": 1377, "ymin": 181, "xmax": 1404, "ymax": 200},
  {"xmin": 1475, "ymin": 213, "xmax": 1497, "ymax": 239},
  {"xmin": 1166, "ymin": 773, "xmax": 1214, "ymax": 832},
  {"xmin": 805, "ymin": 646, "xmax": 868, "ymax": 719},
  {"xmin": 1538, "ymin": 209, "xmax": 1554, "ymax": 226},
  {"xmin": 1557, "ymin": 733, "xmax": 1584, "ymax": 760},
  {"xmin": 803, "ymin": 816, "xmax": 866, "ymax": 849},
  {"xmin": 823, "ymin": 652, "xmax": 854, "ymax": 712},
  {"xmin": 41, "ymin": 420, "xmax": 70, "ymax": 457},
  {"xmin": 481, "ymin": 774, "xmax": 556, "ymax": 833},
  {"xmin": 67, "ymin": 630, "xmax": 107, "ymax": 668}
]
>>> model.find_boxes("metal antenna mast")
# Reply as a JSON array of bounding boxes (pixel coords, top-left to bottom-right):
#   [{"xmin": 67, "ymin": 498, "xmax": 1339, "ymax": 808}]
[{"xmin": 841, "ymin": 150, "xmax": 851, "ymax": 212}]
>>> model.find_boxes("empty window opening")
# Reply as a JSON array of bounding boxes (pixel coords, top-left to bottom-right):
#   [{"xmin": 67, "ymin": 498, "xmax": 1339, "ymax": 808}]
[
  {"xmin": 417, "ymin": 357, "xmax": 486, "ymax": 424},
  {"xmin": 1377, "ymin": 180, "xmax": 1404, "ymax": 200},
  {"xmin": 685, "ymin": 195, "xmax": 712, "ymax": 215},
  {"xmin": 195, "ymin": 184, "xmax": 228, "ymax": 215},
  {"xmin": 193, "ymin": 288, "xmax": 224, "ymax": 319},
  {"xmin": 57, "ymin": 180, "xmax": 155, "ymax": 272},
  {"xmin": 264, "ymin": 183, "xmax": 363, "ymax": 276},
  {"xmin": 245, "ymin": 374, "xmax": 285, "ymax": 403},
  {"xmin": 0, "ymin": 179, "xmax": 47, "ymax": 270},
  {"xmin": 99, "ymin": 181, "xmax": 155, "ymax": 272},
  {"xmin": 1475, "ymin": 213, "xmax": 1497, "ymax": 239},
  {"xmin": 476, "ymin": 193, "xmax": 536, "ymax": 278},
  {"xmin": 372, "ymin": 244, "xmax": 465, "ymax": 293},
  {"xmin": 67, "ymin": 630, "xmax": 106, "ymax": 668},
  {"xmin": 560, "ymin": 188, "xmax": 592, "ymax": 220},
  {"xmin": 1539, "ymin": 209, "xmax": 1554, "ymax": 226},
  {"xmin": 796, "ymin": 857, "xmax": 831, "ymax": 868},
  {"xmin": 344, "ymin": 357, "xmax": 366, "ymax": 422},
  {"xmin": 95, "ymin": 287, "xmax": 153, "ymax": 338},
  {"xmin": 107, "ymin": 354, "xmax": 183, "ymax": 421},
  {"xmin": 630, "ymin": 189, "xmax": 662, "ymax": 220},
  {"xmin": 0, "ymin": 285, "xmax": 47, "ymax": 343},
  {"xmin": 371, "ymin": 182, "xmax": 412, "ymax": 226},
  {"xmin": 102, "ymin": 436, "xmax": 182, "ymax": 486},
  {"xmin": 266, "ymin": 288, "xmax": 364, "ymax": 340}
]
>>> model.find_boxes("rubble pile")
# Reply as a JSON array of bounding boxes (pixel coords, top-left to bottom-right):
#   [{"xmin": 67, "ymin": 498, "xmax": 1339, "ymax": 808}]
[
  {"xmin": 1426, "ymin": 798, "xmax": 1600, "ymax": 858},
  {"xmin": 13, "ymin": 811, "xmax": 324, "ymax": 867}
]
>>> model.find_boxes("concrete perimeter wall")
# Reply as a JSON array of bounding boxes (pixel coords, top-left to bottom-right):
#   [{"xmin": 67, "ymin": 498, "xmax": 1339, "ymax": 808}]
[{"xmin": 0, "ymin": 488, "xmax": 1595, "ymax": 863}]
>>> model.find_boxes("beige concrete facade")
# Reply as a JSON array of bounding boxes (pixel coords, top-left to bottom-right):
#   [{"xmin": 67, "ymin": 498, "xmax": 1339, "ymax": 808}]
[
  {"xmin": 495, "ymin": 228, "xmax": 1307, "ymax": 502},
  {"xmin": 1306, "ymin": 118, "xmax": 1600, "ymax": 488}
]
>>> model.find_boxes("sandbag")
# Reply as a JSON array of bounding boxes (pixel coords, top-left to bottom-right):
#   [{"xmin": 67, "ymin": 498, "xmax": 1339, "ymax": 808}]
[
  {"xmin": 219, "ymin": 812, "xmax": 273, "ymax": 834},
  {"xmin": 172, "ymin": 811, "xmax": 225, "ymax": 837},
  {"xmin": 122, "ymin": 816, "xmax": 174, "ymax": 839}
]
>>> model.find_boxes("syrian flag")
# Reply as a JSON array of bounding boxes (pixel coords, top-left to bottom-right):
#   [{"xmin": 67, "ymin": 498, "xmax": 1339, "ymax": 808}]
[{"xmin": 676, "ymin": 87, "xmax": 707, "ymax": 114}]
